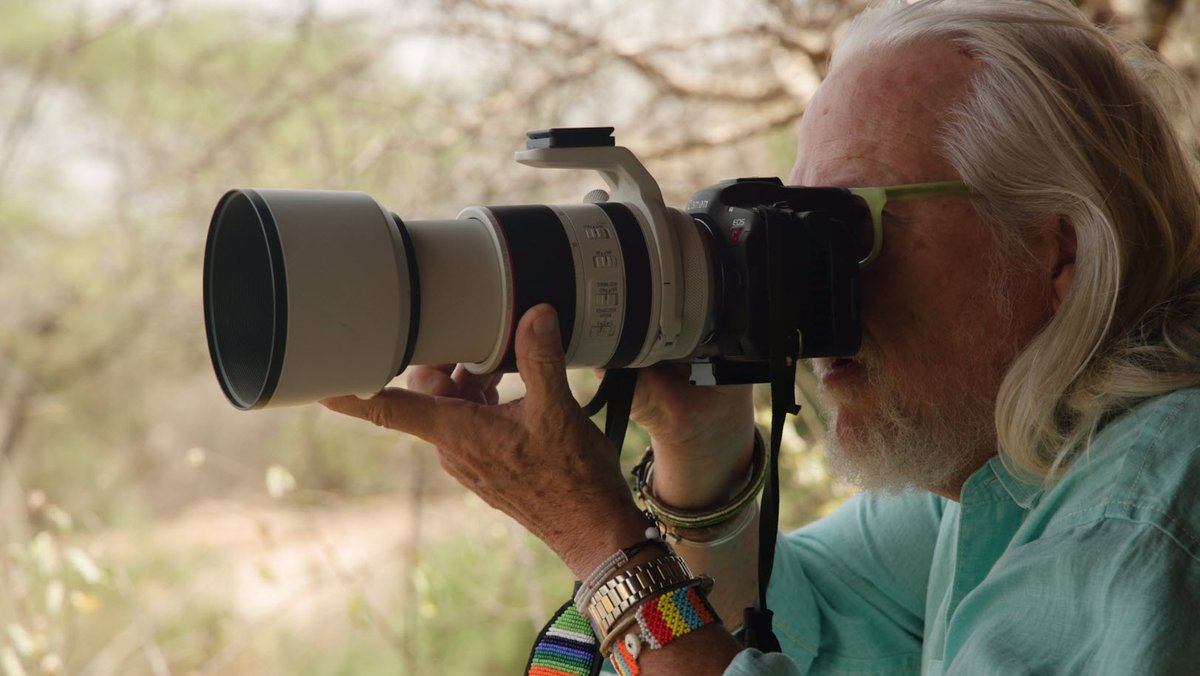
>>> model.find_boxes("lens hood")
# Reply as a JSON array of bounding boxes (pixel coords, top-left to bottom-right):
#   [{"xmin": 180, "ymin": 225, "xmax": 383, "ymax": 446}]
[{"xmin": 204, "ymin": 189, "xmax": 411, "ymax": 409}]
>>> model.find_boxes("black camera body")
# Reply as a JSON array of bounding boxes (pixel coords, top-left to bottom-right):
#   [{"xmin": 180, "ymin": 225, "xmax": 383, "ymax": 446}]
[{"xmin": 685, "ymin": 178, "xmax": 862, "ymax": 384}]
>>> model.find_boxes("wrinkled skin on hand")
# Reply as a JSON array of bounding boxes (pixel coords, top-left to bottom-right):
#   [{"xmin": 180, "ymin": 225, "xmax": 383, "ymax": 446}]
[
  {"xmin": 323, "ymin": 303, "xmax": 752, "ymax": 674},
  {"xmin": 625, "ymin": 363, "xmax": 753, "ymax": 449},
  {"xmin": 623, "ymin": 364, "xmax": 756, "ymax": 510},
  {"xmin": 320, "ymin": 304, "xmax": 649, "ymax": 577}
]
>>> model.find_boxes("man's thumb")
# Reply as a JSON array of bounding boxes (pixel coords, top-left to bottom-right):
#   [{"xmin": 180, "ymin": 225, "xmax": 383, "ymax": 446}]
[{"xmin": 515, "ymin": 304, "xmax": 572, "ymax": 405}]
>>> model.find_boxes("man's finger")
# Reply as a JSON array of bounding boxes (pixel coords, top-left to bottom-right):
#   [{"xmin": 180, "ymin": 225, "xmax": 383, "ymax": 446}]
[
  {"xmin": 405, "ymin": 365, "xmax": 459, "ymax": 397},
  {"xmin": 452, "ymin": 365, "xmax": 503, "ymax": 404},
  {"xmin": 514, "ymin": 304, "xmax": 574, "ymax": 410},
  {"xmin": 320, "ymin": 388, "xmax": 463, "ymax": 444}
]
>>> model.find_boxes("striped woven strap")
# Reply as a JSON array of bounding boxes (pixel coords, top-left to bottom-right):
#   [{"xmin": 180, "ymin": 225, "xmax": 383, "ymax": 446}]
[{"xmin": 525, "ymin": 598, "xmax": 602, "ymax": 676}]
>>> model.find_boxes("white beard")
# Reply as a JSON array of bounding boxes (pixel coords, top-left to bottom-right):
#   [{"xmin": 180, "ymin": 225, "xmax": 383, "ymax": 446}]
[{"xmin": 814, "ymin": 341, "xmax": 998, "ymax": 495}]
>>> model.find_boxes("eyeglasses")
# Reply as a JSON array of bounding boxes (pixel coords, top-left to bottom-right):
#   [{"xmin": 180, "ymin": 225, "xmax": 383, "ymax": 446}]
[{"xmin": 847, "ymin": 180, "xmax": 977, "ymax": 267}]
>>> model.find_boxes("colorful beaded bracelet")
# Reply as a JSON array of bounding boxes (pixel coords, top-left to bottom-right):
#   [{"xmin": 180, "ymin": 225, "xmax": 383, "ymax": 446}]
[
  {"xmin": 586, "ymin": 554, "xmax": 695, "ymax": 640},
  {"xmin": 607, "ymin": 583, "xmax": 720, "ymax": 676},
  {"xmin": 638, "ymin": 584, "xmax": 719, "ymax": 649},
  {"xmin": 526, "ymin": 581, "xmax": 722, "ymax": 676}
]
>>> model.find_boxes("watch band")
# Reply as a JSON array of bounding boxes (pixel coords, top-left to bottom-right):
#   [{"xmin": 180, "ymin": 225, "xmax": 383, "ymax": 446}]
[
  {"xmin": 584, "ymin": 554, "xmax": 693, "ymax": 638},
  {"xmin": 575, "ymin": 537, "xmax": 673, "ymax": 612}
]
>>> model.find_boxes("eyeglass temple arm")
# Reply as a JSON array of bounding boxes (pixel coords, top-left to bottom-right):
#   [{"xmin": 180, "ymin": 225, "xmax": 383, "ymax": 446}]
[{"xmin": 846, "ymin": 181, "xmax": 977, "ymax": 267}]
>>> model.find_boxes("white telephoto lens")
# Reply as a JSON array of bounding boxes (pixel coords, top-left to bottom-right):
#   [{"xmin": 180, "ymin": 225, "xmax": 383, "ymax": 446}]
[{"xmin": 205, "ymin": 190, "xmax": 714, "ymax": 409}]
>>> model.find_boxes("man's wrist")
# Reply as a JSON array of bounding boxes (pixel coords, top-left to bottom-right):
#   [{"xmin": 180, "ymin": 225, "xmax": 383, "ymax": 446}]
[
  {"xmin": 643, "ymin": 425, "xmax": 759, "ymax": 511},
  {"xmin": 561, "ymin": 508, "xmax": 663, "ymax": 581}
]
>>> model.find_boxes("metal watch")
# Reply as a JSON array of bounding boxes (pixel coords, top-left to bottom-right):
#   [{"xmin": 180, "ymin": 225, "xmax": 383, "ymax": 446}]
[{"xmin": 584, "ymin": 554, "xmax": 694, "ymax": 636}]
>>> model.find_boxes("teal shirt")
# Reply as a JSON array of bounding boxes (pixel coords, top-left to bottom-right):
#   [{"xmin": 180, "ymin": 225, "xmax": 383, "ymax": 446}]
[{"xmin": 726, "ymin": 388, "xmax": 1200, "ymax": 675}]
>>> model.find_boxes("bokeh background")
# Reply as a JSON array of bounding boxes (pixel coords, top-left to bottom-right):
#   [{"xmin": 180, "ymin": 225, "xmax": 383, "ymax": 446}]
[{"xmin": 1, "ymin": 0, "xmax": 1196, "ymax": 673}]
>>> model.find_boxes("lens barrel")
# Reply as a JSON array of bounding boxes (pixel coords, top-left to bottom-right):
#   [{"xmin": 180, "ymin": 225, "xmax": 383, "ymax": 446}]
[{"xmin": 204, "ymin": 189, "xmax": 714, "ymax": 409}]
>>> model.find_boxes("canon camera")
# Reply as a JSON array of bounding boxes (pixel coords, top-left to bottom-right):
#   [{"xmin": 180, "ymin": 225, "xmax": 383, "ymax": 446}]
[{"xmin": 203, "ymin": 127, "xmax": 864, "ymax": 409}]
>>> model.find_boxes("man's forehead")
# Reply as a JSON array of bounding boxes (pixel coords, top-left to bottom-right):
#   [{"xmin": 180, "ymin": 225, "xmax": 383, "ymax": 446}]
[
  {"xmin": 792, "ymin": 42, "xmax": 978, "ymax": 185},
  {"xmin": 827, "ymin": 41, "xmax": 978, "ymax": 113}
]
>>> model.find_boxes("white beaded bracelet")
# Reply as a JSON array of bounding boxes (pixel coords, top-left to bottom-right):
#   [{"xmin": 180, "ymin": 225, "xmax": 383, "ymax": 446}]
[{"xmin": 573, "ymin": 525, "xmax": 670, "ymax": 612}]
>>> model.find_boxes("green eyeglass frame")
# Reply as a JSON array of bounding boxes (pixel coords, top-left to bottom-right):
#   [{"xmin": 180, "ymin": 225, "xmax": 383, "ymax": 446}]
[{"xmin": 847, "ymin": 180, "xmax": 977, "ymax": 267}]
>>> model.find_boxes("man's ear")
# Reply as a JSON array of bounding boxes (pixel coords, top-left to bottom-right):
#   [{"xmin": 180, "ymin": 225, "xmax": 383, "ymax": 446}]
[{"xmin": 1050, "ymin": 217, "xmax": 1077, "ymax": 313}]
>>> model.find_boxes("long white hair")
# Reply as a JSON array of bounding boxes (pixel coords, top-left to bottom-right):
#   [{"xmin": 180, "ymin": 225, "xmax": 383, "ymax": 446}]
[{"xmin": 835, "ymin": 0, "xmax": 1200, "ymax": 481}]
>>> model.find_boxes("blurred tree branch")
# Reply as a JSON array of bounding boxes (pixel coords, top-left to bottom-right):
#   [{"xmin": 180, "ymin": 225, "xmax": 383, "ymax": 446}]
[{"xmin": 0, "ymin": 4, "xmax": 141, "ymax": 190}]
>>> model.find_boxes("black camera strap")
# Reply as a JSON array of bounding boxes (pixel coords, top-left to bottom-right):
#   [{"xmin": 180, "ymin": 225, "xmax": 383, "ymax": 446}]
[
  {"xmin": 741, "ymin": 206, "xmax": 799, "ymax": 654},
  {"xmin": 581, "ymin": 368, "xmax": 638, "ymax": 451},
  {"xmin": 574, "ymin": 200, "xmax": 829, "ymax": 657}
]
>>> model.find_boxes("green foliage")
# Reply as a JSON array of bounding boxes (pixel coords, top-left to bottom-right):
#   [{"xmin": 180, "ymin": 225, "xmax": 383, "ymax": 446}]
[
  {"xmin": 0, "ymin": 1, "xmax": 59, "ymax": 59},
  {"xmin": 0, "ymin": 495, "xmax": 111, "ymax": 675},
  {"xmin": 380, "ymin": 527, "xmax": 573, "ymax": 674}
]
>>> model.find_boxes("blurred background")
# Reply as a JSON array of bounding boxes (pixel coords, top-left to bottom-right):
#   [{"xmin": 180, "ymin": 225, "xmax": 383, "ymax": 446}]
[{"xmin": 0, "ymin": 0, "xmax": 1195, "ymax": 673}]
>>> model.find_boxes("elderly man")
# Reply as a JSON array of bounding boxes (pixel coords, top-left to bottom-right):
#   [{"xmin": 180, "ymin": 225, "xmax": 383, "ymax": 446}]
[{"xmin": 323, "ymin": 0, "xmax": 1200, "ymax": 673}]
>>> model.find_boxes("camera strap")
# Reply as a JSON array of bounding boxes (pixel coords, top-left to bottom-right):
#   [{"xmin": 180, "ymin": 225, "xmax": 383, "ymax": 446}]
[
  {"xmin": 581, "ymin": 368, "xmax": 639, "ymax": 452},
  {"xmin": 575, "ymin": 198, "xmax": 808, "ymax": 655},
  {"xmin": 741, "ymin": 206, "xmax": 800, "ymax": 654},
  {"xmin": 740, "ymin": 374, "xmax": 791, "ymax": 653}
]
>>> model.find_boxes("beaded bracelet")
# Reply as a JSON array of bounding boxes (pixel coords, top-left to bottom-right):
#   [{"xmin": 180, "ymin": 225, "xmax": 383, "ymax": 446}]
[
  {"xmin": 606, "ymin": 582, "xmax": 721, "ymax": 676},
  {"xmin": 586, "ymin": 554, "xmax": 695, "ymax": 640},
  {"xmin": 573, "ymin": 533, "xmax": 670, "ymax": 612},
  {"xmin": 524, "ymin": 581, "xmax": 721, "ymax": 676}
]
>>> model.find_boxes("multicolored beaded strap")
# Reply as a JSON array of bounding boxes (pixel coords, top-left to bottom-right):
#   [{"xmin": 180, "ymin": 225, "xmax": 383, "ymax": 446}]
[
  {"xmin": 525, "ymin": 599, "xmax": 603, "ymax": 676},
  {"xmin": 638, "ymin": 585, "xmax": 718, "ymax": 649},
  {"xmin": 526, "ymin": 559, "xmax": 720, "ymax": 676},
  {"xmin": 607, "ymin": 584, "xmax": 720, "ymax": 676}
]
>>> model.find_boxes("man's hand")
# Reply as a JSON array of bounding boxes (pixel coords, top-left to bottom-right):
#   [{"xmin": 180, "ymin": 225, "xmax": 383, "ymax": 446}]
[
  {"xmin": 320, "ymin": 303, "xmax": 649, "ymax": 578},
  {"xmin": 622, "ymin": 364, "xmax": 757, "ymax": 510}
]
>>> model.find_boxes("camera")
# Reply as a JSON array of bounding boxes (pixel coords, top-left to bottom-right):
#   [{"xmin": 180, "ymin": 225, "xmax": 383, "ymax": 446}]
[{"xmin": 203, "ymin": 127, "xmax": 863, "ymax": 410}]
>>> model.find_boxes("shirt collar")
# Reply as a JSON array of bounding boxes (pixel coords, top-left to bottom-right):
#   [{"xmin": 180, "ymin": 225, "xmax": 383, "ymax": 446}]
[{"xmin": 985, "ymin": 455, "xmax": 1043, "ymax": 509}]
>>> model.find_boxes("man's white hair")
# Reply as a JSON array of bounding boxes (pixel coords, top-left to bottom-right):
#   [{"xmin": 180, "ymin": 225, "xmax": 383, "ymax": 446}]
[{"xmin": 835, "ymin": 0, "xmax": 1200, "ymax": 481}]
